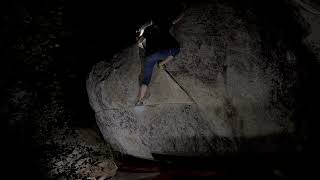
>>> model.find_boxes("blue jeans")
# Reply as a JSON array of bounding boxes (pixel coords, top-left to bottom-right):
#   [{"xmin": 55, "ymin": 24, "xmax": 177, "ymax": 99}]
[{"xmin": 142, "ymin": 48, "xmax": 180, "ymax": 85}]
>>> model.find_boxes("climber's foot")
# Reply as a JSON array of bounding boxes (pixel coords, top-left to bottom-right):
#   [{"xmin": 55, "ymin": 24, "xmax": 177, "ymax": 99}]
[
  {"xmin": 135, "ymin": 100, "xmax": 143, "ymax": 106},
  {"xmin": 157, "ymin": 62, "xmax": 166, "ymax": 70}
]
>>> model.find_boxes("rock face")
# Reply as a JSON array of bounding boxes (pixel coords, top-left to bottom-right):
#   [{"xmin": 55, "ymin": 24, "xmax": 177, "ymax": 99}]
[
  {"xmin": 87, "ymin": 2, "xmax": 297, "ymax": 159},
  {"xmin": 295, "ymin": 0, "xmax": 320, "ymax": 61}
]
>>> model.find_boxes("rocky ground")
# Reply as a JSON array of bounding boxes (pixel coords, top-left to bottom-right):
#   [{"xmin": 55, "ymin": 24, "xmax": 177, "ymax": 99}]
[{"xmin": 2, "ymin": 0, "xmax": 118, "ymax": 179}]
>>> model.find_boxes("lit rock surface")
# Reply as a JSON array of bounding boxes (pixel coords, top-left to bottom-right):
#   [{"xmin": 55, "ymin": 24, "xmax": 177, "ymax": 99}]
[{"xmin": 87, "ymin": 2, "xmax": 296, "ymax": 159}]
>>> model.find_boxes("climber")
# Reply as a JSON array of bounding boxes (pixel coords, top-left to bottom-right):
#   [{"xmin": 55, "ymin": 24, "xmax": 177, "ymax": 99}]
[{"xmin": 135, "ymin": 13, "xmax": 184, "ymax": 106}]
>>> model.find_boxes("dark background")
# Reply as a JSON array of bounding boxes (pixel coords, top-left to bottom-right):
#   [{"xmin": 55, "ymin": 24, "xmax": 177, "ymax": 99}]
[
  {"xmin": 1, "ymin": 0, "xmax": 316, "ymax": 179},
  {"xmin": 1, "ymin": 0, "xmax": 186, "ymax": 178}
]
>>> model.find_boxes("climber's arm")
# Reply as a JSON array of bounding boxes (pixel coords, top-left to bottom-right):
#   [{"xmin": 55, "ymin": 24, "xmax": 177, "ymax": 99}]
[
  {"xmin": 136, "ymin": 36, "xmax": 146, "ymax": 49},
  {"xmin": 172, "ymin": 12, "xmax": 184, "ymax": 25},
  {"xmin": 136, "ymin": 36, "xmax": 145, "ymax": 44}
]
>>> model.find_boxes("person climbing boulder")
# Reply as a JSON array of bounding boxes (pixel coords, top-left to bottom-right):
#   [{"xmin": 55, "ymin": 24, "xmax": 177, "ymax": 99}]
[{"xmin": 135, "ymin": 13, "xmax": 183, "ymax": 106}]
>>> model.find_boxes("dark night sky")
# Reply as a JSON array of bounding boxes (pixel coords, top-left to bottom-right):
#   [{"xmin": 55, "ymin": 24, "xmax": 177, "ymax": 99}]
[{"xmin": 64, "ymin": 0, "xmax": 184, "ymax": 54}]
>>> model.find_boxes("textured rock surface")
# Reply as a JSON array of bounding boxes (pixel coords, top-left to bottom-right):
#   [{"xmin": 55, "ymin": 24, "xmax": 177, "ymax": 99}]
[
  {"xmin": 87, "ymin": 2, "xmax": 298, "ymax": 159},
  {"xmin": 295, "ymin": 0, "xmax": 320, "ymax": 61}
]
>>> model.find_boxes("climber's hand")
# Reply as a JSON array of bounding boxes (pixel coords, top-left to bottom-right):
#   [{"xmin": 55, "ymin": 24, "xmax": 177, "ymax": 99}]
[{"xmin": 136, "ymin": 36, "xmax": 145, "ymax": 43}]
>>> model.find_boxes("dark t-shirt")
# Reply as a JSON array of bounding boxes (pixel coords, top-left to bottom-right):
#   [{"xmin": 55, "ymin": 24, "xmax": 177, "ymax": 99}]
[{"xmin": 143, "ymin": 23, "xmax": 180, "ymax": 55}]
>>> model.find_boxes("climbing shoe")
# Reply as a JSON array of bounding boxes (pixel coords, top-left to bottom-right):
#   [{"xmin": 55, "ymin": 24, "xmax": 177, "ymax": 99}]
[
  {"xmin": 157, "ymin": 63, "xmax": 166, "ymax": 70},
  {"xmin": 135, "ymin": 100, "xmax": 143, "ymax": 106}
]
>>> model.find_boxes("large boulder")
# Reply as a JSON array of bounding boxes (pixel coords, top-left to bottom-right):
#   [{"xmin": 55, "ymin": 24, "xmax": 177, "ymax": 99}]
[{"xmin": 87, "ymin": 2, "xmax": 297, "ymax": 159}]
